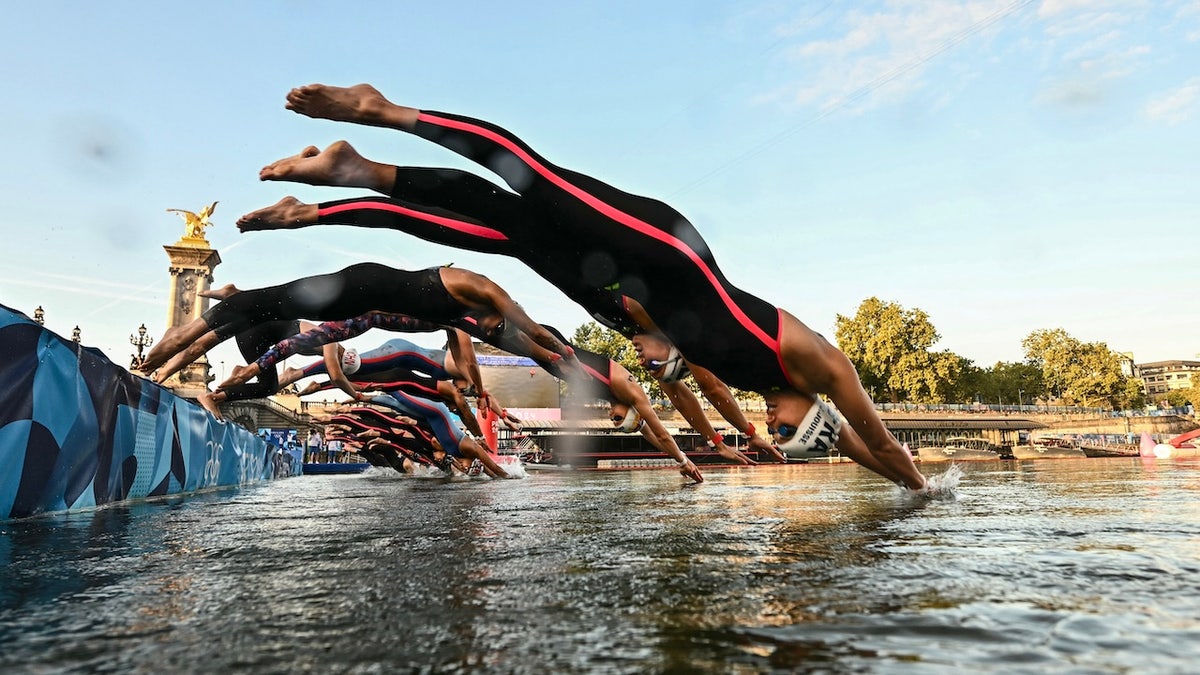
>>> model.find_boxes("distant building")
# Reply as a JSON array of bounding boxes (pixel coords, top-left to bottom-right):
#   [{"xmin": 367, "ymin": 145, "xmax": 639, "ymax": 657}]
[
  {"xmin": 1136, "ymin": 360, "xmax": 1200, "ymax": 396},
  {"xmin": 473, "ymin": 341, "xmax": 561, "ymax": 408},
  {"xmin": 1117, "ymin": 352, "xmax": 1136, "ymax": 378}
]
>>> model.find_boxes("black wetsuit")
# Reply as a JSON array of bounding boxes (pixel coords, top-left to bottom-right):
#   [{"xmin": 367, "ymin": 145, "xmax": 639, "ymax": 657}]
[
  {"xmin": 203, "ymin": 264, "xmax": 465, "ymax": 342},
  {"xmin": 220, "ymin": 319, "xmax": 301, "ymax": 402},
  {"xmin": 312, "ymin": 113, "xmax": 791, "ymax": 392}
]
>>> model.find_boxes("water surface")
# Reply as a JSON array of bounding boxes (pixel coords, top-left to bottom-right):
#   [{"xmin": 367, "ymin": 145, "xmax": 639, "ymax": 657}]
[{"xmin": 2, "ymin": 458, "xmax": 1198, "ymax": 673}]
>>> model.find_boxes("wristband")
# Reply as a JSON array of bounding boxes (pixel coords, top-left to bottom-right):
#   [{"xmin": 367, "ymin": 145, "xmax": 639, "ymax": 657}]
[
  {"xmin": 711, "ymin": 433, "xmax": 724, "ymax": 446},
  {"xmin": 676, "ymin": 455, "xmax": 689, "ymax": 466},
  {"xmin": 745, "ymin": 423, "xmax": 756, "ymax": 437}
]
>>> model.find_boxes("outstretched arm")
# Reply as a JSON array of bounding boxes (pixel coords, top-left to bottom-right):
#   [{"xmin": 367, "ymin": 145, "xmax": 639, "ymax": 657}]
[
  {"xmin": 444, "ymin": 270, "xmax": 576, "ymax": 362},
  {"xmin": 322, "ymin": 343, "xmax": 364, "ymax": 402},
  {"xmin": 610, "ymin": 364, "xmax": 702, "ymax": 482},
  {"xmin": 445, "ymin": 328, "xmax": 486, "ymax": 400},
  {"xmin": 438, "ymin": 380, "xmax": 484, "ymax": 438},
  {"xmin": 459, "ymin": 438, "xmax": 513, "ymax": 479},
  {"xmin": 659, "ymin": 380, "xmax": 757, "ymax": 465},
  {"xmin": 688, "ymin": 364, "xmax": 782, "ymax": 462}
]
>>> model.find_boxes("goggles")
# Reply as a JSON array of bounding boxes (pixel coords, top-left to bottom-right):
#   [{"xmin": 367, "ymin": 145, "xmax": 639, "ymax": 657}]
[{"xmin": 647, "ymin": 346, "xmax": 689, "ymax": 383}]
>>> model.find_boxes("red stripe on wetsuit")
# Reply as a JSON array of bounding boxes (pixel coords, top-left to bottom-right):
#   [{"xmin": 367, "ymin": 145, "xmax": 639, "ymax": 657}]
[{"xmin": 417, "ymin": 112, "xmax": 778, "ymax": 353}]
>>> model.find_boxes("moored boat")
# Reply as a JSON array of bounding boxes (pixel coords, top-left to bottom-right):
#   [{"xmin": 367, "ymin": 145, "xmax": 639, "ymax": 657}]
[
  {"xmin": 1010, "ymin": 437, "xmax": 1086, "ymax": 460},
  {"xmin": 915, "ymin": 436, "xmax": 1002, "ymax": 463}
]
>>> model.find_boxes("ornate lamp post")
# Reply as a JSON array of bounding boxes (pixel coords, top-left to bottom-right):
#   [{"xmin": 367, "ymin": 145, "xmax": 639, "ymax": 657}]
[
  {"xmin": 71, "ymin": 326, "xmax": 82, "ymax": 343},
  {"xmin": 33, "ymin": 306, "xmax": 44, "ymax": 325},
  {"xmin": 130, "ymin": 323, "xmax": 154, "ymax": 369}
]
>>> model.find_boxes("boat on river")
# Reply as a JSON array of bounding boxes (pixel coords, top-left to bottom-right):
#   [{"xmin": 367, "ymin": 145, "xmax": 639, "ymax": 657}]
[
  {"xmin": 1010, "ymin": 436, "xmax": 1086, "ymax": 460},
  {"xmin": 915, "ymin": 436, "xmax": 1003, "ymax": 463}
]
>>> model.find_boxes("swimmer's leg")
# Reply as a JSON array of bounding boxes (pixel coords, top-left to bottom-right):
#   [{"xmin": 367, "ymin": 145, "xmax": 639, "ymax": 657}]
[
  {"xmin": 197, "ymin": 390, "xmax": 225, "ymax": 419},
  {"xmin": 259, "ymin": 141, "xmax": 395, "ymax": 193},
  {"xmin": 237, "ymin": 197, "xmax": 319, "ymax": 232},
  {"xmin": 139, "ymin": 317, "xmax": 212, "ymax": 373},
  {"xmin": 285, "ymin": 84, "xmax": 561, "ymax": 199},
  {"xmin": 198, "ymin": 284, "xmax": 241, "ymax": 301},
  {"xmin": 286, "ymin": 83, "xmax": 419, "ymax": 130},
  {"xmin": 153, "ymin": 330, "xmax": 222, "ymax": 384},
  {"xmin": 778, "ymin": 311, "xmax": 925, "ymax": 490}
]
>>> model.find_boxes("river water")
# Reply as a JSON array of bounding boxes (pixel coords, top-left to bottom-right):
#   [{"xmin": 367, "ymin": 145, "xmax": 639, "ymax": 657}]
[{"xmin": 2, "ymin": 458, "xmax": 1198, "ymax": 673}]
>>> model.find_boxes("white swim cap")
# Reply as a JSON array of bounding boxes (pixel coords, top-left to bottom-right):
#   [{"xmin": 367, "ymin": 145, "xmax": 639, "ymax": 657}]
[
  {"xmin": 775, "ymin": 398, "xmax": 841, "ymax": 457},
  {"xmin": 651, "ymin": 346, "xmax": 690, "ymax": 383},
  {"xmin": 617, "ymin": 407, "xmax": 644, "ymax": 433},
  {"xmin": 341, "ymin": 347, "xmax": 361, "ymax": 375}
]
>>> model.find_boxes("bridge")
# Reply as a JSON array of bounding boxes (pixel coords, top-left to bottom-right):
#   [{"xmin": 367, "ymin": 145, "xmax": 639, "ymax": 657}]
[{"xmin": 216, "ymin": 395, "xmax": 314, "ymax": 434}]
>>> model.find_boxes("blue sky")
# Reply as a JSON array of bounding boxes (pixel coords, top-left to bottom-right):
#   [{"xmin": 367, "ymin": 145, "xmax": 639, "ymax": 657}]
[{"xmin": 2, "ymin": 1, "xmax": 1197, "ymax": 382}]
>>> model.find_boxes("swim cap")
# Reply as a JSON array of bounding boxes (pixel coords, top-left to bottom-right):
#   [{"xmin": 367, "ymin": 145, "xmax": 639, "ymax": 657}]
[
  {"xmin": 775, "ymin": 398, "xmax": 841, "ymax": 457},
  {"xmin": 653, "ymin": 346, "xmax": 690, "ymax": 383},
  {"xmin": 617, "ymin": 407, "xmax": 644, "ymax": 433},
  {"xmin": 341, "ymin": 347, "xmax": 361, "ymax": 375}
]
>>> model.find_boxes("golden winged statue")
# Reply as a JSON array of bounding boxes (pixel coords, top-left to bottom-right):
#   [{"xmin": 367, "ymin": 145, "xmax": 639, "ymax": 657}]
[{"xmin": 167, "ymin": 201, "xmax": 218, "ymax": 241}]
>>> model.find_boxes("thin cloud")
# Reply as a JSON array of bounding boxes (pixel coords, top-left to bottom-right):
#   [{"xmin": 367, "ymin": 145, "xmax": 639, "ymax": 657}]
[
  {"xmin": 1145, "ymin": 78, "xmax": 1200, "ymax": 124},
  {"xmin": 768, "ymin": 0, "xmax": 1032, "ymax": 114},
  {"xmin": 0, "ymin": 275, "xmax": 164, "ymax": 306}
]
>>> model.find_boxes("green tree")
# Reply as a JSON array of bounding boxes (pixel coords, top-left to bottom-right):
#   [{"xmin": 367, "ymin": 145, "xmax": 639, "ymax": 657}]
[
  {"xmin": 835, "ymin": 297, "xmax": 965, "ymax": 403},
  {"xmin": 948, "ymin": 358, "xmax": 986, "ymax": 404},
  {"xmin": 1160, "ymin": 387, "xmax": 1198, "ymax": 409},
  {"xmin": 1021, "ymin": 328, "xmax": 1128, "ymax": 408},
  {"xmin": 986, "ymin": 360, "xmax": 1045, "ymax": 406},
  {"xmin": 1118, "ymin": 378, "xmax": 1149, "ymax": 410}
]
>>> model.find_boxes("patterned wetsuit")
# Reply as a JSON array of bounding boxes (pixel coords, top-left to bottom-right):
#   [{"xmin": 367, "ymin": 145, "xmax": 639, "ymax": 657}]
[
  {"xmin": 203, "ymin": 264, "xmax": 465, "ymax": 344},
  {"xmin": 311, "ymin": 114, "xmax": 791, "ymax": 391},
  {"xmin": 253, "ymin": 312, "xmax": 441, "ymax": 372}
]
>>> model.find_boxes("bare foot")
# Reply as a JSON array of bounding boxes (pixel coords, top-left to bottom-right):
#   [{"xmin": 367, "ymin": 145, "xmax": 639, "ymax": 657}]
[
  {"xmin": 285, "ymin": 83, "xmax": 411, "ymax": 128},
  {"xmin": 197, "ymin": 392, "xmax": 224, "ymax": 420},
  {"xmin": 298, "ymin": 381, "xmax": 323, "ymax": 396},
  {"xmin": 280, "ymin": 366, "xmax": 304, "ymax": 383},
  {"xmin": 198, "ymin": 283, "xmax": 241, "ymax": 301},
  {"xmin": 219, "ymin": 363, "xmax": 260, "ymax": 389},
  {"xmin": 259, "ymin": 141, "xmax": 385, "ymax": 190},
  {"xmin": 237, "ymin": 197, "xmax": 319, "ymax": 232},
  {"xmin": 137, "ymin": 329, "xmax": 177, "ymax": 372}
]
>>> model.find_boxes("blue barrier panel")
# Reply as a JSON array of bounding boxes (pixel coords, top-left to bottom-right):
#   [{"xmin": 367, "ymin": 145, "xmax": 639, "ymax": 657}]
[{"xmin": 0, "ymin": 303, "xmax": 279, "ymax": 520}]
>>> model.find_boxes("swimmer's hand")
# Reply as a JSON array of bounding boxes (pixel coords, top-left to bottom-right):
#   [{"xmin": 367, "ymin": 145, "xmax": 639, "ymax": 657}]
[
  {"xmin": 906, "ymin": 465, "xmax": 961, "ymax": 500},
  {"xmin": 747, "ymin": 434, "xmax": 787, "ymax": 463},
  {"xmin": 714, "ymin": 442, "xmax": 757, "ymax": 465},
  {"xmin": 501, "ymin": 409, "xmax": 523, "ymax": 432},
  {"xmin": 679, "ymin": 458, "xmax": 704, "ymax": 484}
]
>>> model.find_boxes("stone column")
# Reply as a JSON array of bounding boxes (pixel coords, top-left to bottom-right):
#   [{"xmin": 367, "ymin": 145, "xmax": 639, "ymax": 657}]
[{"xmin": 160, "ymin": 242, "xmax": 222, "ymax": 399}]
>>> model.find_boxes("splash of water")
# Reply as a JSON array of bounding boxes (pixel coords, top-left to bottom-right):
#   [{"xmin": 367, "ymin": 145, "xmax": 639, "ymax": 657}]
[
  {"xmin": 497, "ymin": 455, "xmax": 530, "ymax": 479},
  {"xmin": 924, "ymin": 463, "xmax": 962, "ymax": 499},
  {"xmin": 898, "ymin": 463, "xmax": 962, "ymax": 501}
]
